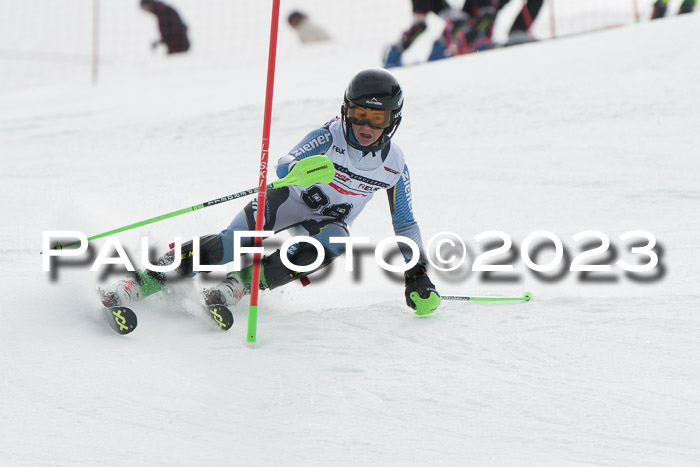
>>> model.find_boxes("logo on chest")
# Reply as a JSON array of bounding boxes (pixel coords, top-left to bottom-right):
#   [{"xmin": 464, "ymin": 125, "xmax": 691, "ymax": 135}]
[
  {"xmin": 357, "ymin": 183, "xmax": 381, "ymax": 193},
  {"xmin": 333, "ymin": 164, "xmax": 391, "ymax": 189},
  {"xmin": 335, "ymin": 172, "xmax": 351, "ymax": 183}
]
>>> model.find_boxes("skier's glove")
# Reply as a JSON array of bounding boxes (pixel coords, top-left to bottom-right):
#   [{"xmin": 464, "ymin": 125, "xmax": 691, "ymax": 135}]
[{"xmin": 404, "ymin": 262, "xmax": 441, "ymax": 315}]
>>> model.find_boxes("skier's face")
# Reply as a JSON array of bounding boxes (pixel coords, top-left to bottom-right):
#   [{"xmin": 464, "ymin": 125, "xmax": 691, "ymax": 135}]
[{"xmin": 351, "ymin": 123, "xmax": 383, "ymax": 147}]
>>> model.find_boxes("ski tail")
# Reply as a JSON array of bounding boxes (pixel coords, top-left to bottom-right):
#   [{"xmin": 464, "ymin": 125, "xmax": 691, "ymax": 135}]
[
  {"xmin": 104, "ymin": 306, "xmax": 138, "ymax": 335},
  {"xmin": 204, "ymin": 304, "xmax": 234, "ymax": 331}
]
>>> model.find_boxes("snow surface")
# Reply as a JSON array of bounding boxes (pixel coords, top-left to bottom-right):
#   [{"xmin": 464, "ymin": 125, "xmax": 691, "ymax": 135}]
[{"xmin": 1, "ymin": 2, "xmax": 699, "ymax": 466}]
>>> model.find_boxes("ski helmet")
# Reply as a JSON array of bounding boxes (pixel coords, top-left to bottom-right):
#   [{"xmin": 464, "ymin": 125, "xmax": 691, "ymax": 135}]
[{"xmin": 341, "ymin": 68, "xmax": 403, "ymax": 152}]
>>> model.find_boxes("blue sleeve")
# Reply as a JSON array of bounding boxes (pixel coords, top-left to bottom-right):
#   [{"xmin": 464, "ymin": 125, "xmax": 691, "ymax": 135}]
[
  {"xmin": 276, "ymin": 126, "xmax": 333, "ymax": 178},
  {"xmin": 387, "ymin": 163, "xmax": 425, "ymax": 261}
]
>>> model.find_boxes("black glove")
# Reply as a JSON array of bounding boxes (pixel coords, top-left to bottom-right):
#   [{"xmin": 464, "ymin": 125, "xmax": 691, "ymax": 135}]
[{"xmin": 404, "ymin": 262, "xmax": 440, "ymax": 315}]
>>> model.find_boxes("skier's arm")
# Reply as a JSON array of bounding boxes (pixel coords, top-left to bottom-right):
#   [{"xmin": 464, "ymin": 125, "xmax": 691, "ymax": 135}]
[
  {"xmin": 387, "ymin": 163, "xmax": 440, "ymax": 315},
  {"xmin": 387, "ymin": 163, "xmax": 424, "ymax": 260},
  {"xmin": 276, "ymin": 126, "xmax": 333, "ymax": 178}
]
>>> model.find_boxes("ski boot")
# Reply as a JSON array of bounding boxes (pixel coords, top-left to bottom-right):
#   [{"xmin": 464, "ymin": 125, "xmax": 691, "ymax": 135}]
[
  {"xmin": 679, "ymin": 0, "xmax": 695, "ymax": 14},
  {"xmin": 651, "ymin": 0, "xmax": 668, "ymax": 19},
  {"xmin": 383, "ymin": 45, "xmax": 403, "ymax": 68},
  {"xmin": 202, "ymin": 272, "xmax": 247, "ymax": 307},
  {"xmin": 97, "ymin": 271, "xmax": 164, "ymax": 307},
  {"xmin": 427, "ymin": 39, "xmax": 449, "ymax": 62}
]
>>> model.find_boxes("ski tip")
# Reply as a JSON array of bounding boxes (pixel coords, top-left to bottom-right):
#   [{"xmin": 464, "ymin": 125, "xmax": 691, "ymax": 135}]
[{"xmin": 523, "ymin": 292, "xmax": 533, "ymax": 302}]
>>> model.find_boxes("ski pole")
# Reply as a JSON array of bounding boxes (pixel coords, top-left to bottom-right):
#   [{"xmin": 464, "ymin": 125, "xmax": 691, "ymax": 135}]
[
  {"xmin": 50, "ymin": 155, "xmax": 335, "ymax": 251},
  {"xmin": 441, "ymin": 292, "xmax": 533, "ymax": 302}
]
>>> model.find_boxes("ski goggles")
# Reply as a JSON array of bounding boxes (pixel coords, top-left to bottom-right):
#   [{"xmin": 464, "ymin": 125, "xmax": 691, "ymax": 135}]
[{"xmin": 346, "ymin": 104, "xmax": 393, "ymax": 129}]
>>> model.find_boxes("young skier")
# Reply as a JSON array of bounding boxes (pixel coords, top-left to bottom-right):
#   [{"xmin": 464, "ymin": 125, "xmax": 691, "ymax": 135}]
[{"xmin": 99, "ymin": 68, "xmax": 441, "ymax": 316}]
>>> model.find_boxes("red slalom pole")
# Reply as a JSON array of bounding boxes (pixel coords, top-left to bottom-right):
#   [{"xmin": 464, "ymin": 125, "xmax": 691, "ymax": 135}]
[{"xmin": 247, "ymin": 0, "xmax": 281, "ymax": 344}]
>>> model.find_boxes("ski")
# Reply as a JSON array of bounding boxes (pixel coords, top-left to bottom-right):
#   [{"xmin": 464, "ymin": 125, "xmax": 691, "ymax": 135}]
[
  {"xmin": 103, "ymin": 306, "xmax": 138, "ymax": 335},
  {"xmin": 204, "ymin": 304, "xmax": 234, "ymax": 331}
]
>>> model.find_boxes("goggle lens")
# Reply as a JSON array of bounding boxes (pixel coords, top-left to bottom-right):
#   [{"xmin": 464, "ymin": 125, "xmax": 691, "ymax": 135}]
[{"xmin": 347, "ymin": 105, "xmax": 392, "ymax": 129}]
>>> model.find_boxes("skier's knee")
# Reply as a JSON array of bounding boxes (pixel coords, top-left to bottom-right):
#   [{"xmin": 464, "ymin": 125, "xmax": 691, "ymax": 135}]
[
  {"xmin": 149, "ymin": 234, "xmax": 224, "ymax": 280},
  {"xmin": 263, "ymin": 241, "xmax": 340, "ymax": 290},
  {"xmin": 179, "ymin": 234, "xmax": 224, "ymax": 275}
]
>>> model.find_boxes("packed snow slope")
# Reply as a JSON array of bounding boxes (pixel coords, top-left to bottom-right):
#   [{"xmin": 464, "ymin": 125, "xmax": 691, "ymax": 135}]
[{"xmin": 1, "ymin": 4, "xmax": 699, "ymax": 466}]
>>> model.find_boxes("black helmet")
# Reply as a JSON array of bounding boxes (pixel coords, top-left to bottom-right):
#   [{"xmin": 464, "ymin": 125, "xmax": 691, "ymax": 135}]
[{"xmin": 341, "ymin": 68, "xmax": 403, "ymax": 152}]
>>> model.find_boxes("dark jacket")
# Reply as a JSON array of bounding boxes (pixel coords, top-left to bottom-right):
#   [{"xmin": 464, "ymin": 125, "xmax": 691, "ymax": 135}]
[{"xmin": 151, "ymin": 1, "xmax": 189, "ymax": 54}]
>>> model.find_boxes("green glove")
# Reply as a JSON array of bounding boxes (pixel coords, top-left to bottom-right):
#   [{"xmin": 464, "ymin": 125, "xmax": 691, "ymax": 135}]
[{"xmin": 404, "ymin": 262, "xmax": 441, "ymax": 315}]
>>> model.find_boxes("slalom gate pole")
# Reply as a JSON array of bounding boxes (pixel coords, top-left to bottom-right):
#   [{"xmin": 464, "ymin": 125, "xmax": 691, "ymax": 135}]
[
  {"xmin": 549, "ymin": 0, "xmax": 557, "ymax": 39},
  {"xmin": 442, "ymin": 292, "xmax": 533, "ymax": 303},
  {"xmin": 44, "ymin": 155, "xmax": 333, "ymax": 253},
  {"xmin": 248, "ymin": 0, "xmax": 281, "ymax": 344}
]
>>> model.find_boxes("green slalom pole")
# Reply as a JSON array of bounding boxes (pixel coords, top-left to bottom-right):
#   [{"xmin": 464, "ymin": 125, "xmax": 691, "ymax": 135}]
[
  {"xmin": 441, "ymin": 292, "xmax": 533, "ymax": 302},
  {"xmin": 51, "ymin": 155, "xmax": 335, "ymax": 251}
]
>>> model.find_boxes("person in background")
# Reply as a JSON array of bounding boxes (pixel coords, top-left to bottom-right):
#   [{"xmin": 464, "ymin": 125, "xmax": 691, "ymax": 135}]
[
  {"xmin": 140, "ymin": 0, "xmax": 190, "ymax": 54},
  {"xmin": 651, "ymin": 0, "xmax": 696, "ymax": 19},
  {"xmin": 500, "ymin": 0, "xmax": 543, "ymax": 46},
  {"xmin": 459, "ymin": 0, "xmax": 499, "ymax": 51},
  {"xmin": 383, "ymin": 0, "xmax": 468, "ymax": 67},
  {"xmin": 383, "ymin": 0, "xmax": 544, "ymax": 68},
  {"xmin": 460, "ymin": 0, "xmax": 543, "ymax": 50},
  {"xmin": 288, "ymin": 10, "xmax": 332, "ymax": 43}
]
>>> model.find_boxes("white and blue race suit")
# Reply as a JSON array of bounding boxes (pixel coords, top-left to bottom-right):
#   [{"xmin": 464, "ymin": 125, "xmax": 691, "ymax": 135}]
[{"xmin": 218, "ymin": 117, "xmax": 425, "ymax": 266}]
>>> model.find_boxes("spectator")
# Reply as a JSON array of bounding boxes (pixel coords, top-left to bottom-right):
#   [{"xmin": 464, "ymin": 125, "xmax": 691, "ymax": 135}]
[
  {"xmin": 461, "ymin": 0, "xmax": 543, "ymax": 49},
  {"xmin": 651, "ymin": 0, "xmax": 696, "ymax": 19},
  {"xmin": 383, "ymin": 0, "xmax": 468, "ymax": 67},
  {"xmin": 500, "ymin": 0, "xmax": 543, "ymax": 46},
  {"xmin": 383, "ymin": 0, "xmax": 544, "ymax": 68},
  {"xmin": 140, "ymin": 0, "xmax": 190, "ymax": 54},
  {"xmin": 287, "ymin": 10, "xmax": 332, "ymax": 43},
  {"xmin": 460, "ymin": 0, "xmax": 499, "ymax": 51}
]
